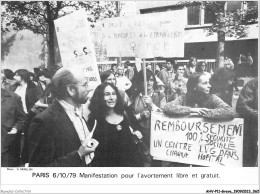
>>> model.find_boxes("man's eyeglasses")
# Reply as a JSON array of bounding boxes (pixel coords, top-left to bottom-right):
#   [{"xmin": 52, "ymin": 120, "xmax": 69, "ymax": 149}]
[{"xmin": 72, "ymin": 82, "xmax": 88, "ymax": 88}]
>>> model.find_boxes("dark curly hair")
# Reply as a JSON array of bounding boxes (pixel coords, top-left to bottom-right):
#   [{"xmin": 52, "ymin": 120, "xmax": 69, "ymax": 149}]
[
  {"xmin": 14, "ymin": 69, "xmax": 30, "ymax": 83},
  {"xmin": 88, "ymin": 82, "xmax": 124, "ymax": 120},
  {"xmin": 195, "ymin": 61, "xmax": 207, "ymax": 73}
]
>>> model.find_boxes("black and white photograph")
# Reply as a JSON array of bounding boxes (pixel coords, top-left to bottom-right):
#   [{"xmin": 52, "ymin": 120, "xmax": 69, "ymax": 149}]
[{"xmin": 1, "ymin": 1, "xmax": 259, "ymax": 193}]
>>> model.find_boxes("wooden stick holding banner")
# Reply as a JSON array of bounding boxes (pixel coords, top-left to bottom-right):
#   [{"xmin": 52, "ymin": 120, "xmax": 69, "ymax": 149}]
[
  {"xmin": 153, "ymin": 58, "xmax": 156, "ymax": 74},
  {"xmin": 142, "ymin": 58, "xmax": 147, "ymax": 96}
]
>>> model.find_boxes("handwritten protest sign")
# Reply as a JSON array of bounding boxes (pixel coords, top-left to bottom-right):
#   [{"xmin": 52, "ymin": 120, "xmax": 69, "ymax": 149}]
[
  {"xmin": 54, "ymin": 11, "xmax": 101, "ymax": 93},
  {"xmin": 150, "ymin": 111, "xmax": 244, "ymax": 167},
  {"xmin": 104, "ymin": 10, "xmax": 185, "ymax": 58}
]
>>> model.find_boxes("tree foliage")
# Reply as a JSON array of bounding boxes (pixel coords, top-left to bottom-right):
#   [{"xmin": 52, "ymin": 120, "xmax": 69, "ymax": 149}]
[
  {"xmin": 179, "ymin": 1, "xmax": 258, "ymax": 38},
  {"xmin": 2, "ymin": 1, "xmax": 116, "ymax": 34},
  {"xmin": 178, "ymin": 1, "xmax": 258, "ymax": 67},
  {"xmin": 1, "ymin": 1, "xmax": 117, "ymax": 70}
]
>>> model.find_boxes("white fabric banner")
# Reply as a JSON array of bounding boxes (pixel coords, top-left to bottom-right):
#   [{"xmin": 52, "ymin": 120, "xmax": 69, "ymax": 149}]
[
  {"xmin": 150, "ymin": 111, "xmax": 244, "ymax": 167},
  {"xmin": 104, "ymin": 10, "xmax": 185, "ymax": 58}
]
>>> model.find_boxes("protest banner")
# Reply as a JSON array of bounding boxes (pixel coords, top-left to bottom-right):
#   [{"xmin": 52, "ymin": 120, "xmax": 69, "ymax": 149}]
[
  {"xmin": 54, "ymin": 11, "xmax": 101, "ymax": 93},
  {"xmin": 104, "ymin": 10, "xmax": 185, "ymax": 58},
  {"xmin": 150, "ymin": 111, "xmax": 244, "ymax": 167}
]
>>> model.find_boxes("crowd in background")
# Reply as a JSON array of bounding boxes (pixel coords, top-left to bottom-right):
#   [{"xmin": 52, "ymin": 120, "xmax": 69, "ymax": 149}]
[{"xmin": 1, "ymin": 55, "xmax": 258, "ymax": 167}]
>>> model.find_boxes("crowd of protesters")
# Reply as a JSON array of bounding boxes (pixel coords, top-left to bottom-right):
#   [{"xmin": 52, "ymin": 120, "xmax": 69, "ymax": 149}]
[{"xmin": 1, "ymin": 56, "xmax": 258, "ymax": 167}]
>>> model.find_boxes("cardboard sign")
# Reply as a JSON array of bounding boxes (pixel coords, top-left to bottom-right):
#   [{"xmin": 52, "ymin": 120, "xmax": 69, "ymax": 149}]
[
  {"xmin": 54, "ymin": 11, "xmax": 101, "ymax": 93},
  {"xmin": 104, "ymin": 10, "xmax": 185, "ymax": 58},
  {"xmin": 150, "ymin": 112, "xmax": 244, "ymax": 167}
]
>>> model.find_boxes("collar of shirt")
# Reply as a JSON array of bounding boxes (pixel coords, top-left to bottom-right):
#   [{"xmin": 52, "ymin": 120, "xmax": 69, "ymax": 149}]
[
  {"xmin": 58, "ymin": 100, "xmax": 93, "ymax": 165},
  {"xmin": 58, "ymin": 100, "xmax": 83, "ymax": 118}
]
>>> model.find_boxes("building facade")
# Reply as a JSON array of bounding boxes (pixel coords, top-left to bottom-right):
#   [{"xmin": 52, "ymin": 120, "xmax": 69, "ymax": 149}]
[{"xmin": 136, "ymin": 1, "xmax": 258, "ymax": 72}]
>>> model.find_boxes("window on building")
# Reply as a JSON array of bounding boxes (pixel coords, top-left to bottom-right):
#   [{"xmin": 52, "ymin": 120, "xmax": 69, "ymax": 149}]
[
  {"xmin": 247, "ymin": 1, "xmax": 258, "ymax": 9},
  {"xmin": 204, "ymin": 5, "xmax": 215, "ymax": 24},
  {"xmin": 226, "ymin": 1, "xmax": 242, "ymax": 13},
  {"xmin": 187, "ymin": 6, "xmax": 200, "ymax": 25}
]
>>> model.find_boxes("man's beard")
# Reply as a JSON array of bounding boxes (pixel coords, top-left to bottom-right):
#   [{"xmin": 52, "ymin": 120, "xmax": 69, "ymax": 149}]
[{"xmin": 73, "ymin": 89, "xmax": 88, "ymax": 105}]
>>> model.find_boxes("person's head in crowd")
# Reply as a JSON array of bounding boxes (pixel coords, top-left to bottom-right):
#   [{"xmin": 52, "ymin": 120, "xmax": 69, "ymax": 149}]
[
  {"xmin": 186, "ymin": 72, "xmax": 211, "ymax": 105},
  {"xmin": 100, "ymin": 70, "xmax": 116, "ymax": 86},
  {"xmin": 165, "ymin": 59, "xmax": 175, "ymax": 71},
  {"xmin": 3, "ymin": 69, "xmax": 15, "ymax": 80},
  {"xmin": 196, "ymin": 61, "xmax": 207, "ymax": 73},
  {"xmin": 50, "ymin": 67, "xmax": 91, "ymax": 106},
  {"xmin": 146, "ymin": 64, "xmax": 152, "ymax": 71},
  {"xmin": 117, "ymin": 65, "xmax": 124, "ymax": 76},
  {"xmin": 1, "ymin": 69, "xmax": 17, "ymax": 90},
  {"xmin": 28, "ymin": 72, "xmax": 36, "ymax": 82},
  {"xmin": 98, "ymin": 66, "xmax": 102, "ymax": 73},
  {"xmin": 38, "ymin": 70, "xmax": 52, "ymax": 85},
  {"xmin": 175, "ymin": 63, "xmax": 185, "ymax": 78},
  {"xmin": 155, "ymin": 64, "xmax": 161, "ymax": 72},
  {"xmin": 14, "ymin": 69, "xmax": 30, "ymax": 85},
  {"xmin": 88, "ymin": 82, "xmax": 124, "ymax": 120},
  {"xmin": 224, "ymin": 58, "xmax": 234, "ymax": 70},
  {"xmin": 188, "ymin": 57, "xmax": 197, "ymax": 68},
  {"xmin": 124, "ymin": 61, "xmax": 131, "ymax": 68},
  {"xmin": 134, "ymin": 69, "xmax": 157, "ymax": 94},
  {"xmin": 111, "ymin": 64, "xmax": 117, "ymax": 73}
]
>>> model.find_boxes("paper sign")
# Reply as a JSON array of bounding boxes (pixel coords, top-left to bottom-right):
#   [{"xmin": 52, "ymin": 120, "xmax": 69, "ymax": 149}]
[
  {"xmin": 54, "ymin": 11, "xmax": 101, "ymax": 93},
  {"xmin": 150, "ymin": 111, "xmax": 244, "ymax": 167},
  {"xmin": 104, "ymin": 10, "xmax": 185, "ymax": 58}
]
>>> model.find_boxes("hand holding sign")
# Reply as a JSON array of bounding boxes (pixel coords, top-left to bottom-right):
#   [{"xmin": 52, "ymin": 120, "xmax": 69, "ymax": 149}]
[
  {"xmin": 78, "ymin": 139, "xmax": 98, "ymax": 157},
  {"xmin": 140, "ymin": 110, "xmax": 150, "ymax": 119},
  {"xmin": 143, "ymin": 95, "xmax": 153, "ymax": 107}
]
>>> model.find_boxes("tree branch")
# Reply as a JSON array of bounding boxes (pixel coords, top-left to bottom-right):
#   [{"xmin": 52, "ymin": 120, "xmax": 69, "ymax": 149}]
[
  {"xmin": 22, "ymin": 6, "xmax": 47, "ymax": 21},
  {"xmin": 54, "ymin": 1, "xmax": 62, "ymax": 19}
]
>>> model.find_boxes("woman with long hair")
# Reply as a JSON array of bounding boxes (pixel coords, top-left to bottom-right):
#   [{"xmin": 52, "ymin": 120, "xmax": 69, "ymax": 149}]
[
  {"xmin": 87, "ymin": 82, "xmax": 143, "ymax": 167},
  {"xmin": 195, "ymin": 61, "xmax": 212, "ymax": 78},
  {"xmin": 184, "ymin": 57, "xmax": 197, "ymax": 78},
  {"xmin": 163, "ymin": 72, "xmax": 235, "ymax": 120},
  {"xmin": 131, "ymin": 69, "xmax": 166, "ymax": 147},
  {"xmin": 100, "ymin": 70, "xmax": 131, "ymax": 106}
]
